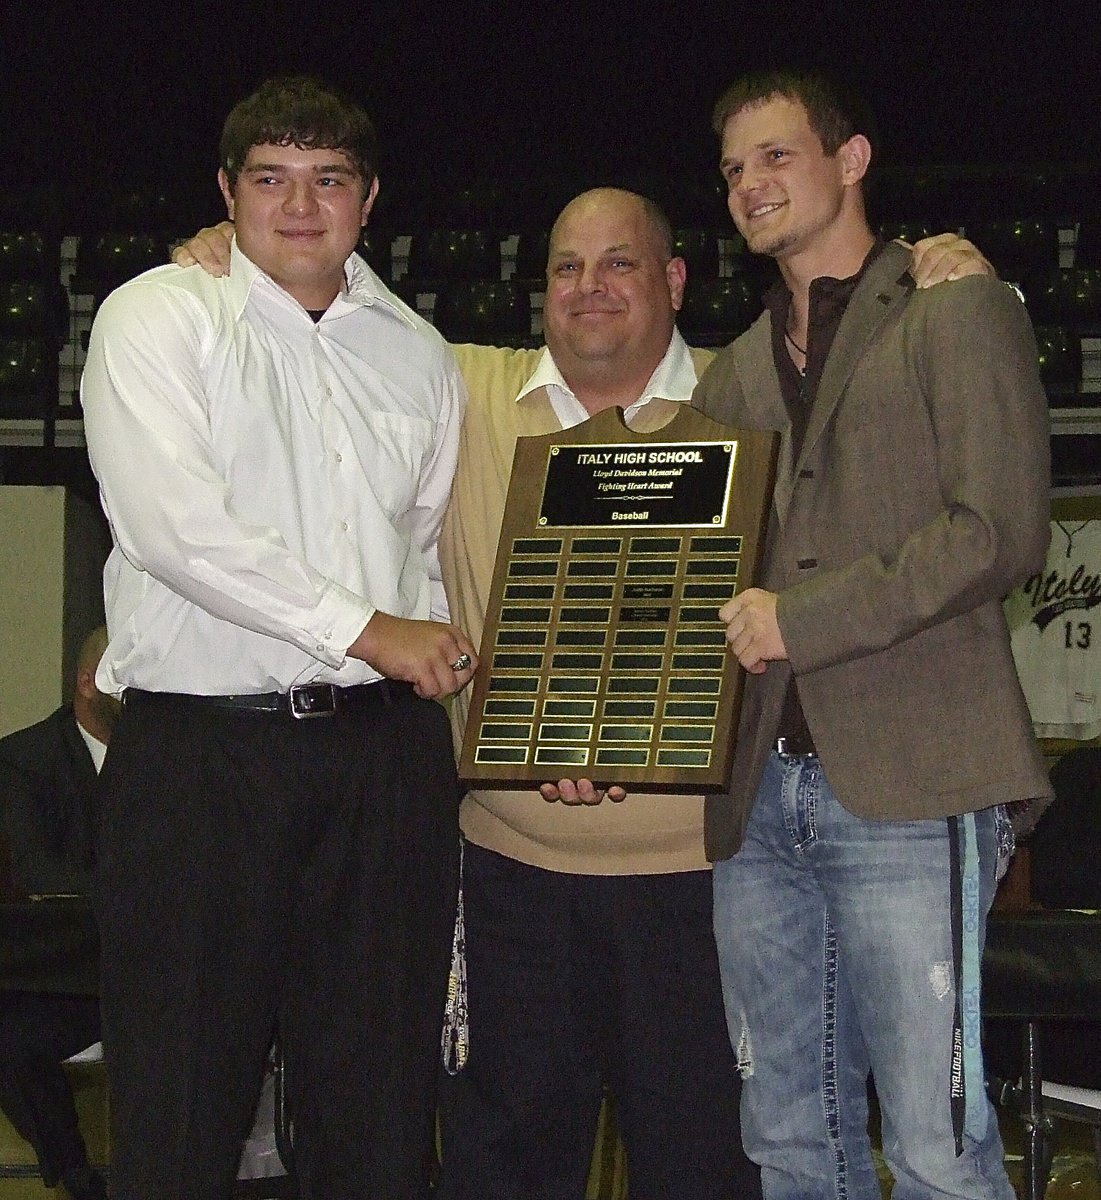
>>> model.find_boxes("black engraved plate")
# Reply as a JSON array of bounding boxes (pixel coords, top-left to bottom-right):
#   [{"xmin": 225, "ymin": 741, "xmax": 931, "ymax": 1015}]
[
  {"xmin": 504, "ymin": 584, "xmax": 555, "ymax": 600},
  {"xmin": 500, "ymin": 606, "xmax": 553, "ymax": 624},
  {"xmin": 563, "ymin": 584, "xmax": 614, "ymax": 600},
  {"xmin": 620, "ymin": 605, "xmax": 672, "ymax": 624},
  {"xmin": 507, "ymin": 559, "xmax": 559, "ymax": 577},
  {"xmin": 534, "ymin": 747, "xmax": 590, "ymax": 766},
  {"xmin": 622, "ymin": 583, "xmax": 674, "ymax": 600},
  {"xmin": 459, "ymin": 405, "xmax": 779, "ymax": 790},
  {"xmin": 492, "ymin": 652, "xmax": 545, "ymax": 670},
  {"xmin": 596, "ymin": 748, "xmax": 650, "ymax": 767},
  {"xmin": 551, "ymin": 653, "xmax": 604, "ymax": 671},
  {"xmin": 548, "ymin": 677, "xmax": 600, "ymax": 694},
  {"xmin": 573, "ymin": 537, "xmax": 623, "ymax": 554},
  {"xmin": 480, "ymin": 722, "xmax": 534, "ymax": 741},
  {"xmin": 560, "ymin": 606, "xmax": 612, "ymax": 623},
  {"xmin": 690, "ymin": 536, "xmax": 743, "ymax": 553},
  {"xmin": 682, "ymin": 583, "xmax": 733, "ymax": 600},
  {"xmin": 611, "ymin": 653, "xmax": 665, "ymax": 671},
  {"xmin": 539, "ymin": 723, "xmax": 595, "ymax": 742},
  {"xmin": 556, "ymin": 630, "xmax": 608, "ymax": 647},
  {"xmin": 484, "ymin": 699, "xmax": 537, "ymax": 717},
  {"xmin": 543, "ymin": 700, "xmax": 597, "ymax": 718},
  {"xmin": 488, "ymin": 676, "xmax": 540, "ymax": 693},
  {"xmin": 614, "ymin": 629, "xmax": 668, "ymax": 647},
  {"xmin": 685, "ymin": 558, "xmax": 740, "ymax": 577},
  {"xmin": 664, "ymin": 700, "xmax": 719, "ymax": 719},
  {"xmin": 603, "ymin": 700, "xmax": 657, "ymax": 718},
  {"xmin": 496, "ymin": 629, "xmax": 549, "ymax": 646},
  {"xmin": 514, "ymin": 538, "xmax": 563, "ymax": 555},
  {"xmin": 675, "ymin": 630, "xmax": 726, "ymax": 647},
  {"xmin": 630, "ymin": 537, "xmax": 681, "ymax": 554},
  {"xmin": 475, "ymin": 746, "xmax": 530, "ymax": 764}
]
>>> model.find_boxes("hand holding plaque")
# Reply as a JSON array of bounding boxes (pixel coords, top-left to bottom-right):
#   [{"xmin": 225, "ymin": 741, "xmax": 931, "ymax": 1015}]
[{"xmin": 458, "ymin": 404, "xmax": 779, "ymax": 792}]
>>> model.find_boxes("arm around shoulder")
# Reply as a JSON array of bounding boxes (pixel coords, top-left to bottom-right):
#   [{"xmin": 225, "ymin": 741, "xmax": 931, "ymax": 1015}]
[{"xmin": 918, "ymin": 274, "xmax": 1051, "ymax": 576}]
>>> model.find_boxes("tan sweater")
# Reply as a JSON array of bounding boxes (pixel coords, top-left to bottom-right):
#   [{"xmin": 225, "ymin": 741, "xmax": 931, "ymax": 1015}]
[{"xmin": 442, "ymin": 342, "xmax": 717, "ymax": 874}]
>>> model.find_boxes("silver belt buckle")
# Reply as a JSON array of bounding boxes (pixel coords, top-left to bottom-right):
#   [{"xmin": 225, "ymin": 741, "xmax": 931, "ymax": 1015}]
[
  {"xmin": 775, "ymin": 736, "xmax": 816, "ymax": 759},
  {"xmin": 288, "ymin": 683, "xmax": 338, "ymax": 719}
]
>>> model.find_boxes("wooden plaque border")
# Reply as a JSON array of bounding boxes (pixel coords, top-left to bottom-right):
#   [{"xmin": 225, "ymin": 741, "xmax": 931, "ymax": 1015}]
[{"xmin": 458, "ymin": 405, "xmax": 779, "ymax": 792}]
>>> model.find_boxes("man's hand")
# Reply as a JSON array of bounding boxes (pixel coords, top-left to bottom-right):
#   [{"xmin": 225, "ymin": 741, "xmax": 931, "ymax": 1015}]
[
  {"xmin": 720, "ymin": 588, "xmax": 788, "ymax": 674},
  {"xmin": 172, "ymin": 221, "xmax": 235, "ymax": 275},
  {"xmin": 907, "ymin": 234, "xmax": 995, "ymax": 288},
  {"xmin": 538, "ymin": 779, "xmax": 627, "ymax": 805},
  {"xmin": 347, "ymin": 611, "xmax": 478, "ymax": 701}
]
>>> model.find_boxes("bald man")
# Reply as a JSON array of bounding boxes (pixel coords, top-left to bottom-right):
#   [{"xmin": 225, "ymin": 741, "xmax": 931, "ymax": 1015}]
[
  {"xmin": 174, "ymin": 193, "xmax": 992, "ymax": 1199},
  {"xmin": 439, "ymin": 190, "xmax": 744, "ymax": 1199}
]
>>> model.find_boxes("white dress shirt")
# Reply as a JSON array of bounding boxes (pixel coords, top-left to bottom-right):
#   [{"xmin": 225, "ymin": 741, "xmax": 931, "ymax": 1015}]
[
  {"xmin": 514, "ymin": 328, "xmax": 699, "ymax": 429},
  {"xmin": 76, "ymin": 721, "xmax": 108, "ymax": 773},
  {"xmin": 82, "ymin": 241, "xmax": 465, "ymax": 696}
]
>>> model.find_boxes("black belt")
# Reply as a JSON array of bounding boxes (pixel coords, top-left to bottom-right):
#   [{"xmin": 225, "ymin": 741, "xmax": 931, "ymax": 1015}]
[
  {"xmin": 124, "ymin": 680, "xmax": 413, "ymax": 720},
  {"xmin": 775, "ymin": 734, "xmax": 817, "ymax": 757}
]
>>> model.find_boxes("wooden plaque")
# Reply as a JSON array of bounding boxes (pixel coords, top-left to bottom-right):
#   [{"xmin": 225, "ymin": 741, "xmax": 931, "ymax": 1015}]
[{"xmin": 458, "ymin": 405, "xmax": 779, "ymax": 792}]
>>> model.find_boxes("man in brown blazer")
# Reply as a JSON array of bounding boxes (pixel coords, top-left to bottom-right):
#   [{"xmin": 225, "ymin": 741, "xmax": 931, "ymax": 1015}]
[{"xmin": 693, "ymin": 70, "xmax": 1053, "ymax": 1200}]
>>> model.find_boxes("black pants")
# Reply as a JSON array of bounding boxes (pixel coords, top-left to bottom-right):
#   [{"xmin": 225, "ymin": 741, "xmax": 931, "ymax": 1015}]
[
  {"xmin": 0, "ymin": 990, "xmax": 101, "ymax": 1186},
  {"xmin": 437, "ymin": 843, "xmax": 762, "ymax": 1200},
  {"xmin": 95, "ymin": 684, "xmax": 459, "ymax": 1200}
]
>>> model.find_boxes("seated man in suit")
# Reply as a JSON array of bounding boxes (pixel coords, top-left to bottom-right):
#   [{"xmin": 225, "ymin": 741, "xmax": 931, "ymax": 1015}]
[{"xmin": 0, "ymin": 626, "xmax": 118, "ymax": 1200}]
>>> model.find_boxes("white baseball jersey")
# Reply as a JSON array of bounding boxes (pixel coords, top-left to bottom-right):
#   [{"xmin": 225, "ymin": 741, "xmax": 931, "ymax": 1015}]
[{"xmin": 1005, "ymin": 519, "xmax": 1101, "ymax": 739}]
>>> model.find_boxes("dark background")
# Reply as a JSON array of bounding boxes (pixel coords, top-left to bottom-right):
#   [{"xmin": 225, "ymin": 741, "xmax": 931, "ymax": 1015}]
[{"xmin": 2, "ymin": 0, "xmax": 1099, "ymax": 233}]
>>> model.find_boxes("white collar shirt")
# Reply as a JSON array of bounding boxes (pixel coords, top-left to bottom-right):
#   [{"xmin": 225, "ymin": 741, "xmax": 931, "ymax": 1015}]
[
  {"xmin": 76, "ymin": 720, "xmax": 108, "ymax": 774},
  {"xmin": 514, "ymin": 328, "xmax": 699, "ymax": 429},
  {"xmin": 81, "ymin": 241, "xmax": 465, "ymax": 696}
]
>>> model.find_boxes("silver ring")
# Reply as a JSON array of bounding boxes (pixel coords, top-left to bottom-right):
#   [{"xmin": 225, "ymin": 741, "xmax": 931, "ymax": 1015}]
[{"xmin": 451, "ymin": 652, "xmax": 472, "ymax": 672}]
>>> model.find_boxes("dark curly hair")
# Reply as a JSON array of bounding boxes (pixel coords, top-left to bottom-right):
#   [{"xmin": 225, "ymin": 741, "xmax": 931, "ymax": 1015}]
[{"xmin": 219, "ymin": 76, "xmax": 378, "ymax": 194}]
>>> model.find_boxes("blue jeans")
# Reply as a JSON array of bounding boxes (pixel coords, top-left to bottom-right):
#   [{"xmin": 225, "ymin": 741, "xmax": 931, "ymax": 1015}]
[{"xmin": 712, "ymin": 752, "xmax": 1014, "ymax": 1200}]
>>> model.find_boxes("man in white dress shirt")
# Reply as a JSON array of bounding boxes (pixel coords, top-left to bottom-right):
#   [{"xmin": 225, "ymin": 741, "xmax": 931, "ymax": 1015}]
[{"xmin": 80, "ymin": 76, "xmax": 477, "ymax": 1200}]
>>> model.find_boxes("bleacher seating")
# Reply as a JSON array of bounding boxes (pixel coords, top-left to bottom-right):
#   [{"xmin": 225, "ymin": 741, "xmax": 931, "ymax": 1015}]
[
  {"xmin": 358, "ymin": 228, "xmax": 394, "ymax": 282},
  {"xmin": 671, "ymin": 228, "xmax": 724, "ymax": 279},
  {"xmin": 1035, "ymin": 325, "xmax": 1083, "ymax": 397},
  {"xmin": 70, "ymin": 233, "xmax": 167, "ymax": 309},
  {"xmin": 406, "ymin": 228, "xmax": 501, "ymax": 285},
  {"xmin": 965, "ymin": 219, "xmax": 1062, "ymax": 283},
  {"xmin": 0, "ymin": 162, "xmax": 1097, "ymax": 487},
  {"xmin": 1074, "ymin": 217, "xmax": 1101, "ymax": 269},
  {"xmin": 513, "ymin": 230, "xmax": 549, "ymax": 286},
  {"xmin": 1026, "ymin": 267, "xmax": 1101, "ymax": 333},
  {"xmin": 878, "ymin": 219, "xmax": 936, "ymax": 245},
  {"xmin": 0, "ymin": 336, "xmax": 53, "ymax": 419},
  {"xmin": 677, "ymin": 274, "xmax": 762, "ymax": 347},
  {"xmin": 434, "ymin": 279, "xmax": 533, "ymax": 346},
  {"xmin": 0, "ymin": 233, "xmax": 65, "ymax": 420}
]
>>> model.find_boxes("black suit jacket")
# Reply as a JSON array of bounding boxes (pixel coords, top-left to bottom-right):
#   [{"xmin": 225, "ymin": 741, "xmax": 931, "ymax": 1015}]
[{"xmin": 0, "ymin": 705, "xmax": 99, "ymax": 895}]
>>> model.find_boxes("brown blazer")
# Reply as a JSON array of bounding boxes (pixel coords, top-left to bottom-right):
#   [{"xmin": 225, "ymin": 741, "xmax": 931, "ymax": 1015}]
[{"xmin": 692, "ymin": 241, "xmax": 1053, "ymax": 862}]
